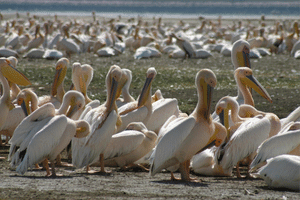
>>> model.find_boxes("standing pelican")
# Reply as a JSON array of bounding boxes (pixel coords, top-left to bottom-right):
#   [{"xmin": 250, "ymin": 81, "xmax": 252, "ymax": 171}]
[
  {"xmin": 9, "ymin": 91, "xmax": 86, "ymax": 167},
  {"xmin": 72, "ymin": 65, "xmax": 123, "ymax": 173},
  {"xmin": 0, "ymin": 58, "xmax": 31, "ymax": 146},
  {"xmin": 16, "ymin": 115, "xmax": 90, "ymax": 176},
  {"xmin": 150, "ymin": 69, "xmax": 226, "ymax": 181}
]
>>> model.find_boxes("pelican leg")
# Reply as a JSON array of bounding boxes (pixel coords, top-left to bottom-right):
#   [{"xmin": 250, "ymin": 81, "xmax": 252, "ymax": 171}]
[
  {"xmin": 35, "ymin": 163, "xmax": 42, "ymax": 169},
  {"xmin": 170, "ymin": 172, "xmax": 180, "ymax": 181},
  {"xmin": 50, "ymin": 161, "xmax": 56, "ymax": 177},
  {"xmin": 99, "ymin": 154, "xmax": 111, "ymax": 174},
  {"xmin": 56, "ymin": 154, "xmax": 62, "ymax": 166},
  {"xmin": 236, "ymin": 161, "xmax": 242, "ymax": 178},
  {"xmin": 179, "ymin": 160, "xmax": 198, "ymax": 182},
  {"xmin": 245, "ymin": 157, "xmax": 254, "ymax": 179},
  {"xmin": 42, "ymin": 159, "xmax": 51, "ymax": 177}
]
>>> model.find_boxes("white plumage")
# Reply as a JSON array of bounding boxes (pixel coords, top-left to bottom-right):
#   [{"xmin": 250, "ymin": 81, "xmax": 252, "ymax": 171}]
[{"xmin": 253, "ymin": 155, "xmax": 300, "ymax": 191}]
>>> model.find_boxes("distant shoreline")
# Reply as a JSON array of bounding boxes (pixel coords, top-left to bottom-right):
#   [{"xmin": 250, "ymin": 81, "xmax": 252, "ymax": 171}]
[{"xmin": 1, "ymin": 1, "xmax": 299, "ymax": 18}]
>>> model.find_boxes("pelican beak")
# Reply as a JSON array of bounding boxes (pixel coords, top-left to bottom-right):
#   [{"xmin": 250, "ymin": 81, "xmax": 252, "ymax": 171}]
[
  {"xmin": 203, "ymin": 83, "xmax": 214, "ymax": 119},
  {"xmin": 2, "ymin": 60, "xmax": 31, "ymax": 86},
  {"xmin": 107, "ymin": 77, "xmax": 119, "ymax": 112},
  {"xmin": 69, "ymin": 83, "xmax": 75, "ymax": 90},
  {"xmin": 236, "ymin": 46, "xmax": 251, "ymax": 68},
  {"xmin": 242, "ymin": 46, "xmax": 251, "ymax": 68},
  {"xmin": 115, "ymin": 74, "xmax": 127, "ymax": 100},
  {"xmin": 138, "ymin": 74, "xmax": 154, "ymax": 108},
  {"xmin": 51, "ymin": 67, "xmax": 63, "ymax": 96},
  {"xmin": 243, "ymin": 75, "xmax": 272, "ymax": 103},
  {"xmin": 20, "ymin": 99, "xmax": 30, "ymax": 116},
  {"xmin": 66, "ymin": 98, "xmax": 81, "ymax": 118},
  {"xmin": 219, "ymin": 110, "xmax": 225, "ymax": 126},
  {"xmin": 75, "ymin": 126, "xmax": 89, "ymax": 138}
]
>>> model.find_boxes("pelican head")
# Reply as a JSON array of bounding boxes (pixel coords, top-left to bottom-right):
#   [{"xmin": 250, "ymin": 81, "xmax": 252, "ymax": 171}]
[
  {"xmin": 138, "ymin": 67, "xmax": 157, "ymax": 108},
  {"xmin": 215, "ymin": 96, "xmax": 234, "ymax": 129},
  {"xmin": 106, "ymin": 65, "xmax": 123, "ymax": 112},
  {"xmin": 0, "ymin": 58, "xmax": 31, "ymax": 86},
  {"xmin": 235, "ymin": 67, "xmax": 272, "ymax": 103},
  {"xmin": 16, "ymin": 88, "xmax": 38, "ymax": 116},
  {"xmin": 231, "ymin": 39, "xmax": 251, "ymax": 69},
  {"xmin": 51, "ymin": 58, "xmax": 69, "ymax": 97},
  {"xmin": 126, "ymin": 122, "xmax": 147, "ymax": 131},
  {"xmin": 58, "ymin": 90, "xmax": 85, "ymax": 118},
  {"xmin": 75, "ymin": 120, "xmax": 91, "ymax": 138},
  {"xmin": 196, "ymin": 69, "xmax": 217, "ymax": 120},
  {"xmin": 7, "ymin": 56, "xmax": 18, "ymax": 68}
]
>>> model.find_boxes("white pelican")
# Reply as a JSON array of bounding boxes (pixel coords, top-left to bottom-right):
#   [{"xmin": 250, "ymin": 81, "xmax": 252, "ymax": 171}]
[
  {"xmin": 212, "ymin": 67, "xmax": 273, "ymax": 123},
  {"xmin": 116, "ymin": 69, "xmax": 135, "ymax": 108},
  {"xmin": 216, "ymin": 103, "xmax": 281, "ymax": 178},
  {"xmin": 42, "ymin": 49, "xmax": 64, "ymax": 60},
  {"xmin": 250, "ymin": 122, "xmax": 300, "ymax": 171},
  {"xmin": 134, "ymin": 46, "xmax": 162, "ymax": 59},
  {"xmin": 150, "ymin": 69, "xmax": 226, "ymax": 181},
  {"xmin": 280, "ymin": 106, "xmax": 300, "ymax": 128},
  {"xmin": 23, "ymin": 48, "xmax": 45, "ymax": 59},
  {"xmin": 71, "ymin": 62, "xmax": 94, "ymax": 105},
  {"xmin": 26, "ymin": 24, "xmax": 45, "ymax": 51},
  {"xmin": 0, "ymin": 58, "xmax": 31, "ymax": 145},
  {"xmin": 16, "ymin": 115, "xmax": 90, "ymax": 176},
  {"xmin": 171, "ymin": 33, "xmax": 196, "ymax": 58},
  {"xmin": 38, "ymin": 57, "xmax": 69, "ymax": 108},
  {"xmin": 72, "ymin": 65, "xmax": 123, "ymax": 173},
  {"xmin": 118, "ymin": 68, "xmax": 178, "ymax": 133},
  {"xmin": 9, "ymin": 90, "xmax": 86, "ymax": 167},
  {"xmin": 253, "ymin": 155, "xmax": 300, "ymax": 191},
  {"xmin": 0, "ymin": 47, "xmax": 19, "ymax": 58},
  {"xmin": 103, "ymin": 122, "xmax": 157, "ymax": 169}
]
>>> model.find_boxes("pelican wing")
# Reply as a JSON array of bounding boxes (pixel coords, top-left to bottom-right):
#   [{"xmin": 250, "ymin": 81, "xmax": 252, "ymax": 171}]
[
  {"xmin": 118, "ymin": 106, "xmax": 148, "ymax": 132},
  {"xmin": 219, "ymin": 116, "xmax": 271, "ymax": 171},
  {"xmin": 150, "ymin": 116, "xmax": 196, "ymax": 176},
  {"xmin": 16, "ymin": 115, "xmax": 68, "ymax": 174},
  {"xmin": 9, "ymin": 103, "xmax": 55, "ymax": 160},
  {"xmin": 72, "ymin": 110, "xmax": 118, "ymax": 168},
  {"xmin": 146, "ymin": 98, "xmax": 179, "ymax": 132},
  {"xmin": 255, "ymin": 155, "xmax": 300, "ymax": 191},
  {"xmin": 250, "ymin": 129, "xmax": 300, "ymax": 170},
  {"xmin": 103, "ymin": 130, "xmax": 145, "ymax": 160}
]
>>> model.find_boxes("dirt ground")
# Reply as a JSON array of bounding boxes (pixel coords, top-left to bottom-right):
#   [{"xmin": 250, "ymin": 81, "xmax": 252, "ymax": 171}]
[{"xmin": 0, "ymin": 13, "xmax": 300, "ymax": 199}]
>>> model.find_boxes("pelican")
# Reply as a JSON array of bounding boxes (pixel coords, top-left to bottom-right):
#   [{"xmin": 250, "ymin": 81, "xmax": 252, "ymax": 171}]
[
  {"xmin": 103, "ymin": 122, "xmax": 157, "ymax": 169},
  {"xmin": 250, "ymin": 122, "xmax": 300, "ymax": 171},
  {"xmin": 150, "ymin": 69, "xmax": 226, "ymax": 181},
  {"xmin": 9, "ymin": 90, "xmax": 86, "ymax": 167},
  {"xmin": 16, "ymin": 115, "xmax": 90, "ymax": 176},
  {"xmin": 216, "ymin": 103, "xmax": 281, "ymax": 178},
  {"xmin": 280, "ymin": 105, "xmax": 300, "ymax": 129},
  {"xmin": 213, "ymin": 67, "xmax": 273, "ymax": 124},
  {"xmin": 253, "ymin": 155, "xmax": 300, "ymax": 191},
  {"xmin": 72, "ymin": 65, "xmax": 123, "ymax": 173},
  {"xmin": 171, "ymin": 33, "xmax": 196, "ymax": 58},
  {"xmin": 71, "ymin": 62, "xmax": 94, "ymax": 105},
  {"xmin": 38, "ymin": 57, "xmax": 69, "ymax": 108},
  {"xmin": 134, "ymin": 46, "xmax": 162, "ymax": 59},
  {"xmin": 0, "ymin": 58, "xmax": 31, "ymax": 145},
  {"xmin": 118, "ymin": 68, "xmax": 178, "ymax": 133}
]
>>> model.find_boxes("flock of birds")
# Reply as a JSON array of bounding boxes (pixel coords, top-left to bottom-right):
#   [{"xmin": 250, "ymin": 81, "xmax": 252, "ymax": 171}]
[{"xmin": 0, "ymin": 13, "xmax": 300, "ymax": 192}]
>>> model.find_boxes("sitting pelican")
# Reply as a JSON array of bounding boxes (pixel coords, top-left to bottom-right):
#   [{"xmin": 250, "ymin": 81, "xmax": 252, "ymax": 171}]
[
  {"xmin": 16, "ymin": 114, "xmax": 90, "ymax": 177},
  {"xmin": 0, "ymin": 58, "xmax": 31, "ymax": 146},
  {"xmin": 250, "ymin": 122, "xmax": 300, "ymax": 171},
  {"xmin": 150, "ymin": 69, "xmax": 226, "ymax": 181},
  {"xmin": 253, "ymin": 155, "xmax": 300, "ymax": 191},
  {"xmin": 9, "ymin": 91, "xmax": 86, "ymax": 168},
  {"xmin": 38, "ymin": 57, "xmax": 69, "ymax": 108},
  {"xmin": 72, "ymin": 65, "xmax": 123, "ymax": 173},
  {"xmin": 102, "ymin": 122, "xmax": 157, "ymax": 170}
]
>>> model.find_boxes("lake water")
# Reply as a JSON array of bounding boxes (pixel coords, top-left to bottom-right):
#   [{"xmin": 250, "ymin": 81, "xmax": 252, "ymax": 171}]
[{"xmin": 1, "ymin": 1, "xmax": 300, "ymax": 19}]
